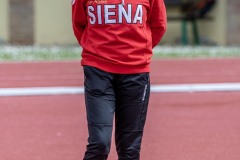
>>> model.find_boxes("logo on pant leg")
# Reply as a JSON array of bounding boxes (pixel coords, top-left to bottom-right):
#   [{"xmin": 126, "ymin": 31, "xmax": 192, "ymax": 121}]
[{"xmin": 142, "ymin": 84, "xmax": 148, "ymax": 101}]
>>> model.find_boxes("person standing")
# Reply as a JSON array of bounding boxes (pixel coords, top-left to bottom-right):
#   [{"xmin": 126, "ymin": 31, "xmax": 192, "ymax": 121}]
[{"xmin": 72, "ymin": 0, "xmax": 167, "ymax": 159}]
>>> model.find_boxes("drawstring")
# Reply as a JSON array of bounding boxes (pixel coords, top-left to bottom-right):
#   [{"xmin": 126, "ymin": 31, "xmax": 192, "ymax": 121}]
[{"xmin": 122, "ymin": 0, "xmax": 125, "ymax": 5}]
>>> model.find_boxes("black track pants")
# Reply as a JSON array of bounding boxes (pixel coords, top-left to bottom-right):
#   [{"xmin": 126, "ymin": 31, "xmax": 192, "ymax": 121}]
[{"xmin": 83, "ymin": 66, "xmax": 150, "ymax": 160}]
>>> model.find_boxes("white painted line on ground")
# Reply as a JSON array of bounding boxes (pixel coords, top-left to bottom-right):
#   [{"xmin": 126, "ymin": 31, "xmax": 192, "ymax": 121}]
[
  {"xmin": 151, "ymin": 83, "xmax": 240, "ymax": 93},
  {"xmin": 0, "ymin": 87, "xmax": 84, "ymax": 97},
  {"xmin": 1, "ymin": 83, "xmax": 240, "ymax": 97}
]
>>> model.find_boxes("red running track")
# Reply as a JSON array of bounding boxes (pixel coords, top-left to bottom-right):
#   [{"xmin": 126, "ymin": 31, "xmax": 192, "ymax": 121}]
[
  {"xmin": 1, "ymin": 59, "xmax": 240, "ymax": 160},
  {"xmin": 1, "ymin": 58, "xmax": 240, "ymax": 88}
]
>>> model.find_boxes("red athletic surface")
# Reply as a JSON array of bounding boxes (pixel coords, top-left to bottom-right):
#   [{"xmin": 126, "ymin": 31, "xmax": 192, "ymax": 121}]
[
  {"xmin": 1, "ymin": 59, "xmax": 240, "ymax": 88},
  {"xmin": 1, "ymin": 59, "xmax": 240, "ymax": 160}
]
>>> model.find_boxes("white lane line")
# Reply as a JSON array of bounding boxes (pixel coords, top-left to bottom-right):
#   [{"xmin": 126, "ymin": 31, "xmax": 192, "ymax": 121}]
[
  {"xmin": 151, "ymin": 83, "xmax": 240, "ymax": 93},
  {"xmin": 1, "ymin": 83, "xmax": 240, "ymax": 97},
  {"xmin": 0, "ymin": 87, "xmax": 84, "ymax": 97}
]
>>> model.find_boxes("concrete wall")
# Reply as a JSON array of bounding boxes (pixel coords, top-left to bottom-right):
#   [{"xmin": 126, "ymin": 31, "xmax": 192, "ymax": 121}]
[
  {"xmin": 1, "ymin": 0, "xmax": 238, "ymax": 45},
  {"xmin": 0, "ymin": 0, "xmax": 9, "ymax": 43},
  {"xmin": 227, "ymin": 0, "xmax": 240, "ymax": 45},
  {"xmin": 9, "ymin": 0, "xmax": 34, "ymax": 44},
  {"xmin": 35, "ymin": 0, "xmax": 227, "ymax": 45},
  {"xmin": 35, "ymin": 0, "xmax": 77, "ymax": 45},
  {"xmin": 161, "ymin": 7, "xmax": 182, "ymax": 44},
  {"xmin": 198, "ymin": 0, "xmax": 227, "ymax": 45},
  {"xmin": 162, "ymin": 0, "xmax": 227, "ymax": 45}
]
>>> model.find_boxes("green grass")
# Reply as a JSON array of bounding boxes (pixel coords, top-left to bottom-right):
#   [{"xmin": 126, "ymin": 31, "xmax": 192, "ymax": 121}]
[
  {"xmin": 153, "ymin": 46, "xmax": 240, "ymax": 59},
  {"xmin": 1, "ymin": 45, "xmax": 240, "ymax": 62},
  {"xmin": 0, "ymin": 45, "xmax": 81, "ymax": 62}
]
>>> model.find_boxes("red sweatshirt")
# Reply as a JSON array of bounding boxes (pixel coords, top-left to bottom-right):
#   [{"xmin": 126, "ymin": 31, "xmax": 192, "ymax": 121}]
[{"xmin": 72, "ymin": 0, "xmax": 166, "ymax": 74}]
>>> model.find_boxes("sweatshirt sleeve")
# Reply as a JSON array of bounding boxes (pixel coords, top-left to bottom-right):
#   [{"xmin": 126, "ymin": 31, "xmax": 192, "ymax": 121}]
[
  {"xmin": 72, "ymin": 0, "xmax": 87, "ymax": 45},
  {"xmin": 148, "ymin": 0, "xmax": 167, "ymax": 48}
]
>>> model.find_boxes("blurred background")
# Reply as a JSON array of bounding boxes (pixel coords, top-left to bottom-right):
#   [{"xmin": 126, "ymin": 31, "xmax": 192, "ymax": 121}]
[
  {"xmin": 1, "ymin": 1, "xmax": 240, "ymax": 160},
  {"xmin": 0, "ymin": 0, "xmax": 239, "ymax": 46}
]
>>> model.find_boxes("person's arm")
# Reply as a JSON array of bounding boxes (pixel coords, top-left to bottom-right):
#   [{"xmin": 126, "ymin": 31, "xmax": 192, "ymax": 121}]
[
  {"xmin": 72, "ymin": 0, "xmax": 87, "ymax": 45},
  {"xmin": 148, "ymin": 0, "xmax": 167, "ymax": 48}
]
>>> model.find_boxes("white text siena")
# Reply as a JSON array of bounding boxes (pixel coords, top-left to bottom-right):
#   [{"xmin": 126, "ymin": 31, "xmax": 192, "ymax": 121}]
[{"xmin": 87, "ymin": 4, "xmax": 143, "ymax": 25}]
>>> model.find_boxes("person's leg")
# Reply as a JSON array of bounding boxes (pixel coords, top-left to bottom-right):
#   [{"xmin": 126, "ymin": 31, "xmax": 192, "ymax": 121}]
[
  {"xmin": 83, "ymin": 66, "xmax": 115, "ymax": 160},
  {"xmin": 114, "ymin": 73, "xmax": 150, "ymax": 160}
]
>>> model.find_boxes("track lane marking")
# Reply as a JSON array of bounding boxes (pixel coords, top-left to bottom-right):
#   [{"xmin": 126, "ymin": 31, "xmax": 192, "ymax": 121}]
[
  {"xmin": 0, "ymin": 87, "xmax": 84, "ymax": 97},
  {"xmin": 1, "ymin": 83, "xmax": 240, "ymax": 97},
  {"xmin": 151, "ymin": 83, "xmax": 240, "ymax": 93}
]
